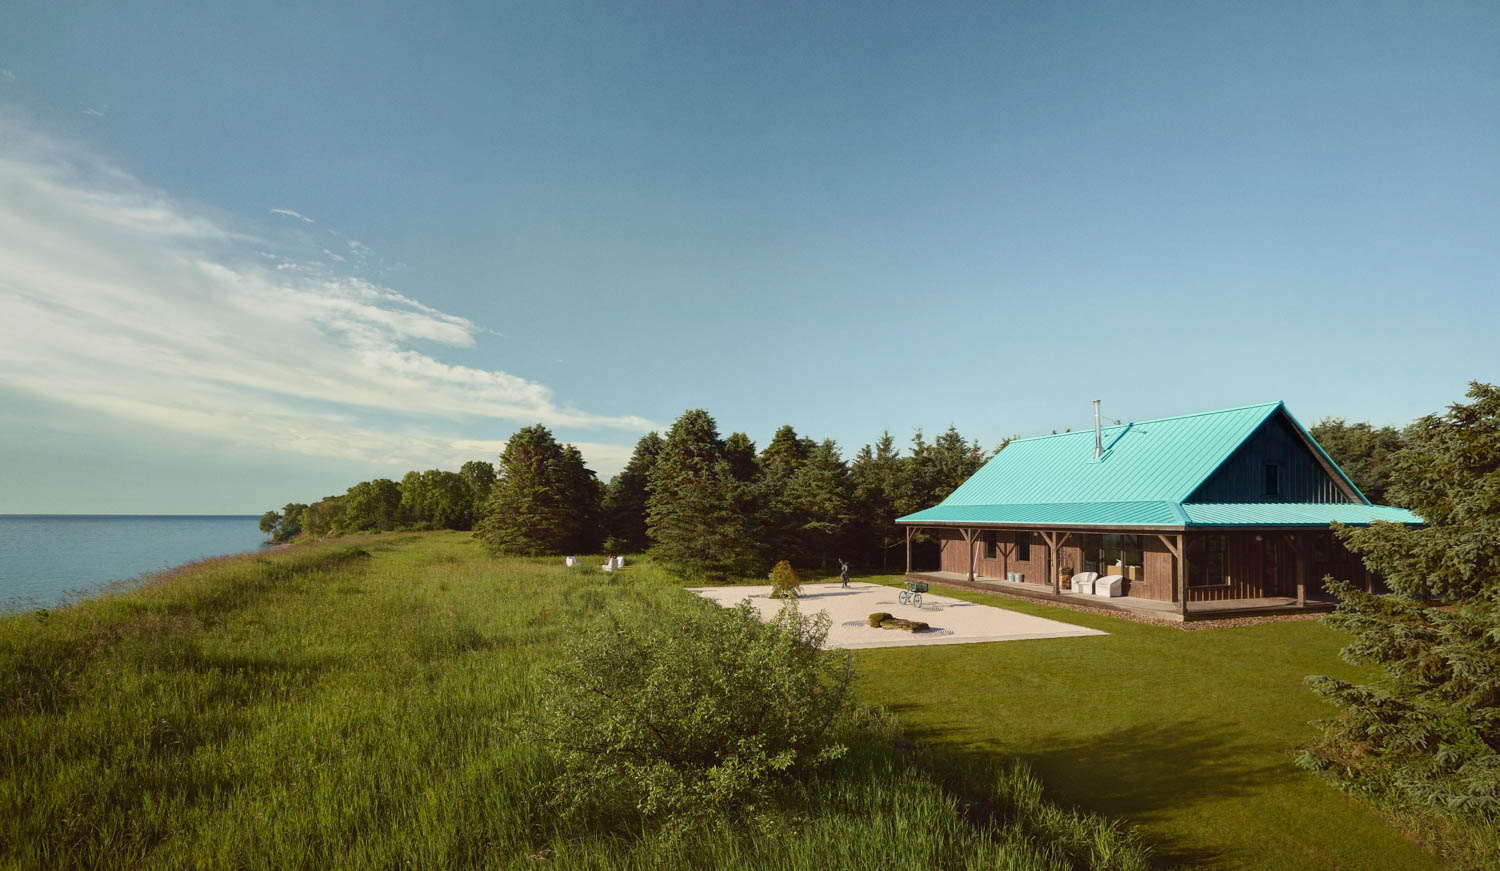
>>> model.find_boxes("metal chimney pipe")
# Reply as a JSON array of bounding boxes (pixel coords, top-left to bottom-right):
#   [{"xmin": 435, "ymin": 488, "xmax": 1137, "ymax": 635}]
[{"xmin": 1093, "ymin": 400, "xmax": 1102, "ymax": 459}]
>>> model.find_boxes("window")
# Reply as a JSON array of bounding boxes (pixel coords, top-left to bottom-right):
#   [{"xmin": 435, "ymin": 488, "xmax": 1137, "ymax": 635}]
[
  {"xmin": 983, "ymin": 530, "xmax": 997, "ymax": 560},
  {"xmin": 1080, "ymin": 534, "xmax": 1102, "ymax": 574},
  {"xmin": 1015, "ymin": 532, "xmax": 1030, "ymax": 562},
  {"xmin": 1083, "ymin": 534, "xmax": 1143, "ymax": 580},
  {"xmin": 1264, "ymin": 463, "xmax": 1280, "ymax": 497},
  {"xmin": 1188, "ymin": 535, "xmax": 1228, "ymax": 587}
]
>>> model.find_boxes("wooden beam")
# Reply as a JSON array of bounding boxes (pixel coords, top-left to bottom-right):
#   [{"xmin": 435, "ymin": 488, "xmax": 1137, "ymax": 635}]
[
  {"xmin": 1285, "ymin": 533, "xmax": 1306, "ymax": 606},
  {"xmin": 905, "ymin": 526, "xmax": 913, "ymax": 576},
  {"xmin": 1155, "ymin": 533, "xmax": 1182, "ymax": 561}
]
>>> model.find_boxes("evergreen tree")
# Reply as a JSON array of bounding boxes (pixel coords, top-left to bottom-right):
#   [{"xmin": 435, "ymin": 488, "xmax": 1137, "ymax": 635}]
[
  {"xmin": 782, "ymin": 439, "xmax": 855, "ymax": 568},
  {"xmin": 557, "ymin": 444, "xmax": 604, "ymax": 553},
  {"xmin": 1301, "ymin": 383, "xmax": 1500, "ymax": 840},
  {"xmin": 760, "ymin": 425, "xmax": 813, "ymax": 476},
  {"xmin": 602, "ymin": 432, "xmax": 663, "ymax": 552},
  {"xmin": 1309, "ymin": 417, "xmax": 1407, "ymax": 505},
  {"xmin": 850, "ymin": 431, "xmax": 906, "ymax": 568},
  {"xmin": 475, "ymin": 425, "xmax": 600, "ymax": 555},
  {"xmin": 723, "ymin": 432, "xmax": 760, "ymax": 483},
  {"xmin": 647, "ymin": 409, "xmax": 759, "ymax": 578}
]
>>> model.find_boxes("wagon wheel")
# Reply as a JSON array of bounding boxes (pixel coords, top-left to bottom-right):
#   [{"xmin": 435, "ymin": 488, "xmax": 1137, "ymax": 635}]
[{"xmin": 912, "ymin": 593, "xmax": 923, "ymax": 609}]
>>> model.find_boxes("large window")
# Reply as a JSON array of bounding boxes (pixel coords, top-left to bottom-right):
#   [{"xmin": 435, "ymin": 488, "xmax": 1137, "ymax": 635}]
[
  {"xmin": 1188, "ymin": 535, "xmax": 1228, "ymax": 587},
  {"xmin": 1015, "ymin": 532, "xmax": 1030, "ymax": 562},
  {"xmin": 1081, "ymin": 534, "xmax": 1143, "ymax": 580},
  {"xmin": 983, "ymin": 530, "xmax": 997, "ymax": 560}
]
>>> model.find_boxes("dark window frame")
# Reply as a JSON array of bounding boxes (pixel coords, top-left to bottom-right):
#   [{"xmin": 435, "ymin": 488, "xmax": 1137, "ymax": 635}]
[
  {"xmin": 1188, "ymin": 534, "xmax": 1230, "ymax": 587},
  {"xmin": 983, "ymin": 530, "xmax": 997, "ymax": 560},
  {"xmin": 1015, "ymin": 531, "xmax": 1030, "ymax": 562},
  {"xmin": 1264, "ymin": 463, "xmax": 1280, "ymax": 497}
]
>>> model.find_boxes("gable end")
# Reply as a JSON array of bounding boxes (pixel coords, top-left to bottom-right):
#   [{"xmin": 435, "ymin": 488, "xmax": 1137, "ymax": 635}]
[{"xmin": 1186, "ymin": 410, "xmax": 1359, "ymax": 504}]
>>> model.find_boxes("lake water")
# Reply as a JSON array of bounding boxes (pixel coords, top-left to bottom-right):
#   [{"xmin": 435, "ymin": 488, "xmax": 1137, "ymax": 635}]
[{"xmin": 0, "ymin": 515, "xmax": 270, "ymax": 612}]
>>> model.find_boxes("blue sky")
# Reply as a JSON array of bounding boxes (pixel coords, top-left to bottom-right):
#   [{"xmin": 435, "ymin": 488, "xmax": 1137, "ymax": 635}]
[{"xmin": 1, "ymin": 1, "xmax": 1496, "ymax": 513}]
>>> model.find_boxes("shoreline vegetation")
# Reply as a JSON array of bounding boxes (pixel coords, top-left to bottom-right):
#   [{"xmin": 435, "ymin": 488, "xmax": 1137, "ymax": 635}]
[{"xmin": 1, "ymin": 533, "xmax": 1154, "ymax": 870}]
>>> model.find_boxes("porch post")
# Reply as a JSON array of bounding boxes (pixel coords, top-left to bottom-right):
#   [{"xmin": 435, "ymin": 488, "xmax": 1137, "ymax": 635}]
[
  {"xmin": 964, "ymin": 527, "xmax": 977, "ymax": 582},
  {"xmin": 1177, "ymin": 533, "xmax": 1188, "ymax": 617},
  {"xmin": 904, "ymin": 526, "xmax": 913, "ymax": 576},
  {"xmin": 1039, "ymin": 530, "xmax": 1060, "ymax": 596},
  {"xmin": 1285, "ymin": 533, "xmax": 1307, "ymax": 606}
]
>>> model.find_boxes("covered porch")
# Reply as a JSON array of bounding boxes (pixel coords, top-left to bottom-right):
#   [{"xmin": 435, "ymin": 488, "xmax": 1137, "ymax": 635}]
[
  {"xmin": 902, "ymin": 523, "xmax": 1368, "ymax": 622},
  {"xmin": 904, "ymin": 569, "xmax": 1338, "ymax": 623}
]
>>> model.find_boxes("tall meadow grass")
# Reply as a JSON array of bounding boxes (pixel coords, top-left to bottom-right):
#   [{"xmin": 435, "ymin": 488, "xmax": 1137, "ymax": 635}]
[{"xmin": 1, "ymin": 532, "xmax": 1151, "ymax": 869}]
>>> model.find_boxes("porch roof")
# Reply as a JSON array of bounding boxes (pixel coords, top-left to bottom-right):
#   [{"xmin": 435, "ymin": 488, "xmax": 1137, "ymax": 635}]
[{"xmin": 897, "ymin": 500, "xmax": 1422, "ymax": 529}]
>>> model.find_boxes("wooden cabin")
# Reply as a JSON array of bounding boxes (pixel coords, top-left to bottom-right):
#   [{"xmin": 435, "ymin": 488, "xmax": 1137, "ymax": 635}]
[{"xmin": 896, "ymin": 401, "xmax": 1422, "ymax": 620}]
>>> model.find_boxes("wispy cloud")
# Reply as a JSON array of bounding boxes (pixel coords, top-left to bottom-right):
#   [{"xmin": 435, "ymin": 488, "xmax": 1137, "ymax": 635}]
[
  {"xmin": 82, "ymin": 107, "xmax": 105, "ymax": 117},
  {"xmin": 269, "ymin": 207, "xmax": 314, "ymax": 223},
  {"xmin": 0, "ymin": 69, "xmax": 15, "ymax": 84},
  {"xmin": 0, "ymin": 115, "xmax": 651, "ymax": 474}
]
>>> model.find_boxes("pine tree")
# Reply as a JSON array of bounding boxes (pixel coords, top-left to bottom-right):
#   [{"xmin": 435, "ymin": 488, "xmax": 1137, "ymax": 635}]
[
  {"xmin": 850, "ymin": 431, "xmax": 906, "ymax": 568},
  {"xmin": 475, "ymin": 425, "xmax": 599, "ymax": 555},
  {"xmin": 782, "ymin": 439, "xmax": 855, "ymax": 568},
  {"xmin": 1301, "ymin": 383, "xmax": 1500, "ymax": 842},
  {"xmin": 723, "ymin": 432, "xmax": 760, "ymax": 482},
  {"xmin": 647, "ymin": 409, "xmax": 759, "ymax": 579},
  {"xmin": 1309, "ymin": 418, "xmax": 1407, "ymax": 505},
  {"xmin": 602, "ymin": 432, "xmax": 663, "ymax": 552}
]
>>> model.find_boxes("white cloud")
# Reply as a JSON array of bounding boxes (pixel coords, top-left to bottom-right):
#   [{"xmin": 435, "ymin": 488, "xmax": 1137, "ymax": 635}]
[
  {"xmin": 0, "ymin": 69, "xmax": 14, "ymax": 83},
  {"xmin": 0, "ymin": 115, "xmax": 650, "ymax": 476},
  {"xmin": 82, "ymin": 107, "xmax": 105, "ymax": 117},
  {"xmin": 269, "ymin": 207, "xmax": 314, "ymax": 223}
]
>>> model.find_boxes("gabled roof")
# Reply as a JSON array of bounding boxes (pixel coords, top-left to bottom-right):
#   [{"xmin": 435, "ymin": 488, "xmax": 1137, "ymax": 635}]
[{"xmin": 897, "ymin": 402, "xmax": 1422, "ymax": 529}]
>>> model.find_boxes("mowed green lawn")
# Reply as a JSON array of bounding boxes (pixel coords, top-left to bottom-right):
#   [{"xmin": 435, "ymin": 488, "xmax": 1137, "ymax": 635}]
[{"xmin": 846, "ymin": 577, "xmax": 1438, "ymax": 870}]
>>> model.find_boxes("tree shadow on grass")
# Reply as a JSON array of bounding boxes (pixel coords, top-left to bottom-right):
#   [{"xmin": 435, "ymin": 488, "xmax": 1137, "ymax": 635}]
[{"xmin": 885, "ymin": 706, "xmax": 1293, "ymax": 868}]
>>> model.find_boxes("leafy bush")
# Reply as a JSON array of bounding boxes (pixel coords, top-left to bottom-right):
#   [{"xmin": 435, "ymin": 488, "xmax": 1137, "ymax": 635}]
[
  {"xmin": 768, "ymin": 560, "xmax": 801, "ymax": 599},
  {"xmin": 540, "ymin": 599, "xmax": 856, "ymax": 828}
]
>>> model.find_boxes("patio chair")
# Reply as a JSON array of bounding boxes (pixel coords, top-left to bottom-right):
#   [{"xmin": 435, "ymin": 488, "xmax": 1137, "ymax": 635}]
[
  {"xmin": 1094, "ymin": 575, "xmax": 1124, "ymax": 597},
  {"xmin": 1069, "ymin": 572, "xmax": 1099, "ymax": 594}
]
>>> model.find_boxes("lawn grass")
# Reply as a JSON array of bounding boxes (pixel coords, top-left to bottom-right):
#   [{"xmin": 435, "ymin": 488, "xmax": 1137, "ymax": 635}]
[
  {"xmin": 841, "ymin": 576, "xmax": 1442, "ymax": 871},
  {"xmin": 2, "ymin": 531, "xmax": 1152, "ymax": 871}
]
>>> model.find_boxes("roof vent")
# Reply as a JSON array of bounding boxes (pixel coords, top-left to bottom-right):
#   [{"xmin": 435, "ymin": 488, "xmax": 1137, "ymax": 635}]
[{"xmin": 1093, "ymin": 400, "xmax": 1103, "ymax": 459}]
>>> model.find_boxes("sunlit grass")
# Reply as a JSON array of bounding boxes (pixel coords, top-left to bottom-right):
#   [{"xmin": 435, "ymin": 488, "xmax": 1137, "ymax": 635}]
[{"xmin": 2, "ymin": 532, "xmax": 1153, "ymax": 870}]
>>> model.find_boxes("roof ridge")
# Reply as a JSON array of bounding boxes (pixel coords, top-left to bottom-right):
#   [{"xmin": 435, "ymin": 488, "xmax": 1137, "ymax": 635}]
[{"xmin": 1002, "ymin": 401, "xmax": 1283, "ymax": 445}]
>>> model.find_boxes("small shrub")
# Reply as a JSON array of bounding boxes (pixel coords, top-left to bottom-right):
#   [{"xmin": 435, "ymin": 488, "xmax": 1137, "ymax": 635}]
[
  {"xmin": 540, "ymin": 600, "xmax": 857, "ymax": 828},
  {"xmin": 768, "ymin": 560, "xmax": 801, "ymax": 599},
  {"xmin": 867, "ymin": 612, "xmax": 891, "ymax": 627}
]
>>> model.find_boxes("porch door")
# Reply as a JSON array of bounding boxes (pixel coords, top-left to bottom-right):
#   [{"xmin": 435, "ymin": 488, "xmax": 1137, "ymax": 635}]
[{"xmin": 1261, "ymin": 537, "xmax": 1283, "ymax": 597}]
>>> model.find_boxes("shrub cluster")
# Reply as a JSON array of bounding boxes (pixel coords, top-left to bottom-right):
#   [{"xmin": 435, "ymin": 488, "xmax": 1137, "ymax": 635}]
[{"xmin": 540, "ymin": 599, "xmax": 857, "ymax": 828}]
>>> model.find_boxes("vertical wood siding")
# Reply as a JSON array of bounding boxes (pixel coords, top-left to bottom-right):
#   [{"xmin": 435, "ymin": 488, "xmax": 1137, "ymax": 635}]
[{"xmin": 1187, "ymin": 414, "xmax": 1351, "ymax": 504}]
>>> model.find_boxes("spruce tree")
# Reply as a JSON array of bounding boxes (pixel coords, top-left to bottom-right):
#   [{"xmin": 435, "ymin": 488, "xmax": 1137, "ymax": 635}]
[
  {"xmin": 723, "ymin": 432, "xmax": 760, "ymax": 482},
  {"xmin": 850, "ymin": 431, "xmax": 906, "ymax": 568},
  {"xmin": 476, "ymin": 425, "xmax": 597, "ymax": 556},
  {"xmin": 782, "ymin": 439, "xmax": 855, "ymax": 568},
  {"xmin": 647, "ymin": 409, "xmax": 759, "ymax": 578},
  {"xmin": 602, "ymin": 431, "xmax": 663, "ymax": 552},
  {"xmin": 1301, "ymin": 383, "xmax": 1500, "ymax": 841},
  {"xmin": 1309, "ymin": 417, "xmax": 1407, "ymax": 505}
]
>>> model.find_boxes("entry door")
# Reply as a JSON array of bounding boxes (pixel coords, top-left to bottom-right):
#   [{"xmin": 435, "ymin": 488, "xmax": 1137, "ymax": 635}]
[{"xmin": 1261, "ymin": 538, "xmax": 1282, "ymax": 597}]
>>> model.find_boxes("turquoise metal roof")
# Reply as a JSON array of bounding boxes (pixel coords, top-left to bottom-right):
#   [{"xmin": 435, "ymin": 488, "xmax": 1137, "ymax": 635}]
[
  {"xmin": 899, "ymin": 501, "xmax": 1188, "ymax": 527},
  {"xmin": 896, "ymin": 401, "xmax": 1423, "ymax": 529},
  {"xmin": 935, "ymin": 402, "xmax": 1282, "ymax": 506},
  {"xmin": 1180, "ymin": 503, "xmax": 1421, "ymax": 527}
]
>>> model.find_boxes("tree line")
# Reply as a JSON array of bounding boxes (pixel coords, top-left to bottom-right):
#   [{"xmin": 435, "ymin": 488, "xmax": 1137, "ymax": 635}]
[
  {"xmin": 260, "ymin": 409, "xmax": 996, "ymax": 576},
  {"xmin": 259, "ymin": 461, "xmax": 497, "ymax": 542}
]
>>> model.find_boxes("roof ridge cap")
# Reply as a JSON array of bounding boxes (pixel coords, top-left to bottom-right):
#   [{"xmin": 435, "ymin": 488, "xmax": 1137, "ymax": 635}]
[{"xmin": 1001, "ymin": 401, "xmax": 1283, "ymax": 445}]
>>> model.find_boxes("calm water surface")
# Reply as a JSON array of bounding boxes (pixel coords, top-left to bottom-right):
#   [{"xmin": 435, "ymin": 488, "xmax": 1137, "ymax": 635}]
[{"xmin": 0, "ymin": 515, "xmax": 269, "ymax": 611}]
